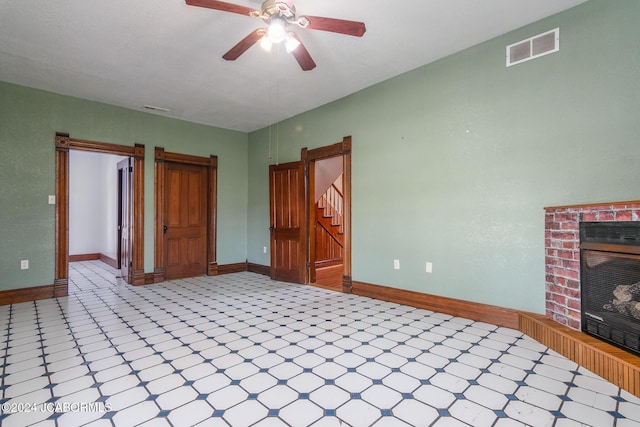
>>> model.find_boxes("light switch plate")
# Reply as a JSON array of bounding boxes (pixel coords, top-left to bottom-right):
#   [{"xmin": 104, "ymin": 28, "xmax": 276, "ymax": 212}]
[{"xmin": 48, "ymin": 195, "xmax": 56, "ymax": 205}]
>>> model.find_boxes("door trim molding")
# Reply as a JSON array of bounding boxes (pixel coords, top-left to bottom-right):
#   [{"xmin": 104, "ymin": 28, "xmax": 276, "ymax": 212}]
[
  {"xmin": 154, "ymin": 147, "xmax": 218, "ymax": 282},
  {"xmin": 302, "ymin": 136, "xmax": 352, "ymax": 293},
  {"xmin": 55, "ymin": 133, "xmax": 145, "ymax": 291}
]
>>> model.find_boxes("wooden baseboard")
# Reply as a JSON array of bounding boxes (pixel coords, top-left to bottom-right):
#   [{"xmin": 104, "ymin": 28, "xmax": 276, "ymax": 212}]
[
  {"xmin": 132, "ymin": 270, "xmax": 146, "ymax": 286},
  {"xmin": 518, "ymin": 312, "xmax": 640, "ymax": 397},
  {"xmin": 248, "ymin": 263, "xmax": 271, "ymax": 276},
  {"xmin": 352, "ymin": 281, "xmax": 519, "ymax": 329},
  {"xmin": 153, "ymin": 267, "xmax": 165, "ymax": 283},
  {"xmin": 0, "ymin": 284, "xmax": 57, "ymax": 305},
  {"xmin": 217, "ymin": 262, "xmax": 271, "ymax": 277},
  {"xmin": 218, "ymin": 262, "xmax": 248, "ymax": 275},
  {"xmin": 342, "ymin": 275, "xmax": 353, "ymax": 293},
  {"xmin": 99, "ymin": 254, "xmax": 118, "ymax": 269},
  {"xmin": 208, "ymin": 262, "xmax": 219, "ymax": 276},
  {"xmin": 69, "ymin": 253, "xmax": 100, "ymax": 262},
  {"xmin": 53, "ymin": 279, "xmax": 68, "ymax": 297},
  {"xmin": 70, "ymin": 253, "xmax": 118, "ymax": 269},
  {"xmin": 149, "ymin": 262, "xmax": 269, "ymax": 283}
]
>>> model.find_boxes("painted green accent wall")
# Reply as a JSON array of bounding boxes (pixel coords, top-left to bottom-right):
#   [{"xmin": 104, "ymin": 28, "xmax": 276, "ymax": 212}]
[
  {"xmin": 0, "ymin": 82, "xmax": 247, "ymax": 290},
  {"xmin": 247, "ymin": 0, "xmax": 640, "ymax": 313}
]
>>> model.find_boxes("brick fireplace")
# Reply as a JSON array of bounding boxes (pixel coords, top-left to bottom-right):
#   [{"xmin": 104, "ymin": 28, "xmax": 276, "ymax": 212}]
[{"xmin": 544, "ymin": 201, "xmax": 640, "ymax": 330}]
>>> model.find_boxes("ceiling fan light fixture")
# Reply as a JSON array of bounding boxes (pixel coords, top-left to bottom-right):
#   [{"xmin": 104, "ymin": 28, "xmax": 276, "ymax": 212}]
[
  {"xmin": 285, "ymin": 32, "xmax": 300, "ymax": 53},
  {"xmin": 267, "ymin": 17, "xmax": 286, "ymax": 43},
  {"xmin": 260, "ymin": 36, "xmax": 273, "ymax": 52}
]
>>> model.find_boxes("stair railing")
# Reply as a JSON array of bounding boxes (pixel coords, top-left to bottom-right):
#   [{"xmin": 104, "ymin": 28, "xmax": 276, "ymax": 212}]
[{"xmin": 319, "ymin": 183, "xmax": 343, "ymax": 233}]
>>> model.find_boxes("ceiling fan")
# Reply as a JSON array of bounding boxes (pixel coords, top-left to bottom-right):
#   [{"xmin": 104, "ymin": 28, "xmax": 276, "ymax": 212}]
[{"xmin": 185, "ymin": 0, "xmax": 367, "ymax": 71}]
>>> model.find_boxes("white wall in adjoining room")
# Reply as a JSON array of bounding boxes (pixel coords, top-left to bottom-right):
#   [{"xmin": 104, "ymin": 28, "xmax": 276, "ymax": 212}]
[{"xmin": 69, "ymin": 150, "xmax": 128, "ymax": 260}]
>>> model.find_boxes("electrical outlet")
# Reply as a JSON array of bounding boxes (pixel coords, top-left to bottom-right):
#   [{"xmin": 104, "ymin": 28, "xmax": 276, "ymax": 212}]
[
  {"xmin": 263, "ymin": 246, "xmax": 267, "ymax": 254},
  {"xmin": 393, "ymin": 259, "xmax": 400, "ymax": 270},
  {"xmin": 426, "ymin": 262, "xmax": 433, "ymax": 273},
  {"xmin": 21, "ymin": 260, "xmax": 29, "ymax": 270}
]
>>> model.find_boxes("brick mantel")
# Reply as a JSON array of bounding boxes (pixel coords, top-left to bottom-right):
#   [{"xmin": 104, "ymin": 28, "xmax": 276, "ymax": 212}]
[{"xmin": 544, "ymin": 201, "xmax": 640, "ymax": 330}]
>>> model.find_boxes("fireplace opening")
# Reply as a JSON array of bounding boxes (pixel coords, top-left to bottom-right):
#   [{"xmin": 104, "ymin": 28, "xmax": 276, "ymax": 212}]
[{"xmin": 580, "ymin": 222, "xmax": 640, "ymax": 356}]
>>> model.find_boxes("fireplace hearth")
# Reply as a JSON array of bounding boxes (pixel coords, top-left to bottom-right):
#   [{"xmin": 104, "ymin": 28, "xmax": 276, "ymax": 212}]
[{"xmin": 580, "ymin": 222, "xmax": 640, "ymax": 356}]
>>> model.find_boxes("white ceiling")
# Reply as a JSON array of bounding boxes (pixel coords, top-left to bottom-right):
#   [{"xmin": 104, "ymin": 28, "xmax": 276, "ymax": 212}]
[{"xmin": 0, "ymin": 0, "xmax": 588, "ymax": 132}]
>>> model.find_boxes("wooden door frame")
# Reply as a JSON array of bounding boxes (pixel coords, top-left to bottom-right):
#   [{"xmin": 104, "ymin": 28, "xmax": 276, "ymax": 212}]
[
  {"xmin": 116, "ymin": 157, "xmax": 132, "ymax": 278},
  {"xmin": 116, "ymin": 161, "xmax": 124, "ymax": 269},
  {"xmin": 55, "ymin": 133, "xmax": 145, "ymax": 293},
  {"xmin": 154, "ymin": 147, "xmax": 218, "ymax": 282},
  {"xmin": 307, "ymin": 160, "xmax": 317, "ymax": 284},
  {"xmin": 116, "ymin": 157, "xmax": 132, "ymax": 269},
  {"xmin": 302, "ymin": 136, "xmax": 352, "ymax": 293}
]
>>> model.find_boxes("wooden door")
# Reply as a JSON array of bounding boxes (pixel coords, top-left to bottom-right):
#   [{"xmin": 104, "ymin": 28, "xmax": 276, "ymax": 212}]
[
  {"xmin": 269, "ymin": 161, "xmax": 307, "ymax": 283},
  {"xmin": 117, "ymin": 157, "xmax": 132, "ymax": 283},
  {"xmin": 164, "ymin": 162, "xmax": 208, "ymax": 280}
]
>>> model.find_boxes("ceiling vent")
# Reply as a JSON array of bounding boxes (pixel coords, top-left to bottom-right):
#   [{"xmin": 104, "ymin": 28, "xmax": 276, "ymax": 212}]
[{"xmin": 506, "ymin": 28, "xmax": 559, "ymax": 67}]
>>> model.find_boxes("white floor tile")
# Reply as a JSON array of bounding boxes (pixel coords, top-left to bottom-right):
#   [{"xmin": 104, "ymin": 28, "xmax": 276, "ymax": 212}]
[
  {"xmin": 279, "ymin": 399, "xmax": 324, "ymax": 426},
  {"xmin": 392, "ymin": 399, "xmax": 439, "ymax": 426},
  {"xmin": 414, "ymin": 384, "xmax": 456, "ymax": 408},
  {"xmin": 223, "ymin": 400, "xmax": 268, "ymax": 426},
  {"xmin": 155, "ymin": 386, "xmax": 198, "ymax": 411},
  {"xmin": 206, "ymin": 385, "xmax": 249, "ymax": 410},
  {"xmin": 449, "ymin": 399, "xmax": 498, "ymax": 427}
]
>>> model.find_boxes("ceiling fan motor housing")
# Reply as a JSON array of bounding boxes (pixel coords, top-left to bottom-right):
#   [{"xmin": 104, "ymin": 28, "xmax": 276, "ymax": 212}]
[{"xmin": 260, "ymin": 0, "xmax": 296, "ymax": 22}]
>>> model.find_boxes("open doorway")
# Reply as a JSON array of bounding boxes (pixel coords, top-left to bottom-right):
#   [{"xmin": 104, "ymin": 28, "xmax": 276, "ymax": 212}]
[
  {"xmin": 67, "ymin": 151, "xmax": 129, "ymax": 292},
  {"xmin": 305, "ymin": 138, "xmax": 352, "ymax": 292},
  {"xmin": 309, "ymin": 156, "xmax": 344, "ymax": 289},
  {"xmin": 55, "ymin": 133, "xmax": 145, "ymax": 296}
]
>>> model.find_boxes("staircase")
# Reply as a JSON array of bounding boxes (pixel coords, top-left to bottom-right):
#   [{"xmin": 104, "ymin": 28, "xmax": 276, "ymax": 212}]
[
  {"xmin": 314, "ymin": 174, "xmax": 344, "ymax": 289},
  {"xmin": 318, "ymin": 183, "xmax": 343, "ymax": 235},
  {"xmin": 316, "ymin": 177, "xmax": 344, "ymax": 263}
]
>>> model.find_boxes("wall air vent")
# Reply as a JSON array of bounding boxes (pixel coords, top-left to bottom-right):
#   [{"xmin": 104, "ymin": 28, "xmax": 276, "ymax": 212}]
[{"xmin": 506, "ymin": 28, "xmax": 559, "ymax": 67}]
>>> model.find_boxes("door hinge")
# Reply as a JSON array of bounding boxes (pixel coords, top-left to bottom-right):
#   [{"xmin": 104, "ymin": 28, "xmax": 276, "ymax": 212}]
[
  {"xmin": 129, "ymin": 166, "xmax": 133, "ymax": 173},
  {"xmin": 306, "ymin": 261, "xmax": 311, "ymax": 268},
  {"xmin": 129, "ymin": 261, "xmax": 133, "ymax": 267}
]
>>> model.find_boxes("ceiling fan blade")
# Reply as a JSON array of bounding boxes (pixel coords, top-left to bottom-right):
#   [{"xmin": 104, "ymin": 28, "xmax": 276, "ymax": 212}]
[
  {"xmin": 223, "ymin": 29, "xmax": 265, "ymax": 61},
  {"xmin": 290, "ymin": 34, "xmax": 316, "ymax": 71},
  {"xmin": 185, "ymin": 0, "xmax": 255, "ymax": 16},
  {"xmin": 300, "ymin": 16, "xmax": 366, "ymax": 37}
]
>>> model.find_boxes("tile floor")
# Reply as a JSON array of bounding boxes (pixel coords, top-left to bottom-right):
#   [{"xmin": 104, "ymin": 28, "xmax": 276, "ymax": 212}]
[{"xmin": 1, "ymin": 261, "xmax": 639, "ymax": 427}]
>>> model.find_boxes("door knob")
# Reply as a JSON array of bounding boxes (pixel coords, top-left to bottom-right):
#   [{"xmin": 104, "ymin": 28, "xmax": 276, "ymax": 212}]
[
  {"xmin": 269, "ymin": 226, "xmax": 275, "ymax": 232},
  {"xmin": 163, "ymin": 225, "xmax": 168, "ymax": 234}
]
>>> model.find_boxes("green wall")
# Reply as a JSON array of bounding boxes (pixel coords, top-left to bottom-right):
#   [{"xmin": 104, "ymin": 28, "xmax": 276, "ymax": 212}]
[
  {"xmin": 0, "ymin": 82, "xmax": 248, "ymax": 290},
  {"xmin": 247, "ymin": 0, "xmax": 640, "ymax": 313}
]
